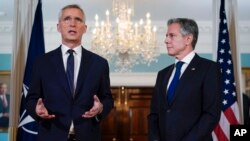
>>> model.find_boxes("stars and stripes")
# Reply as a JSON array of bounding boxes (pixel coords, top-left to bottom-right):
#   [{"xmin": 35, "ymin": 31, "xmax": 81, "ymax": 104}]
[{"xmin": 212, "ymin": 0, "xmax": 240, "ymax": 141}]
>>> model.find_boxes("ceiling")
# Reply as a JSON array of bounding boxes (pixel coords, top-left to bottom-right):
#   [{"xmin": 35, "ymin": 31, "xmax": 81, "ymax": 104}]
[{"xmin": 1, "ymin": 0, "xmax": 250, "ymax": 23}]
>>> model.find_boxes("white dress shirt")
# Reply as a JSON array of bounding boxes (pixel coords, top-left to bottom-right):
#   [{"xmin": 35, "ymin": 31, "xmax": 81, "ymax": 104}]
[
  {"xmin": 61, "ymin": 44, "xmax": 82, "ymax": 92},
  {"xmin": 61, "ymin": 44, "xmax": 82, "ymax": 134},
  {"xmin": 167, "ymin": 51, "xmax": 195, "ymax": 89}
]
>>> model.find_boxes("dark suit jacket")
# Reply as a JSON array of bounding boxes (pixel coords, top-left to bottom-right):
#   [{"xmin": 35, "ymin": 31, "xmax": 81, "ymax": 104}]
[
  {"xmin": 26, "ymin": 46, "xmax": 114, "ymax": 141},
  {"xmin": 148, "ymin": 54, "xmax": 222, "ymax": 141}
]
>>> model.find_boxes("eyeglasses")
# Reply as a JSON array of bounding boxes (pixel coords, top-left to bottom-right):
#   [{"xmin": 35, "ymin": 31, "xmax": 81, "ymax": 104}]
[{"xmin": 61, "ymin": 16, "xmax": 84, "ymax": 25}]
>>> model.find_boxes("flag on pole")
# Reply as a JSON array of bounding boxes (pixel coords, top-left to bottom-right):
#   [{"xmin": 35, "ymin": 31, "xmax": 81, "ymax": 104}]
[
  {"xmin": 213, "ymin": 0, "xmax": 240, "ymax": 141},
  {"xmin": 17, "ymin": 0, "xmax": 45, "ymax": 140}
]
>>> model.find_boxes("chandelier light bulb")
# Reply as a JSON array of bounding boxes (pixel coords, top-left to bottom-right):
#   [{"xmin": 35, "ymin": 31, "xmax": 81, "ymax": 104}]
[
  {"xmin": 106, "ymin": 10, "xmax": 110, "ymax": 24},
  {"xmin": 127, "ymin": 9, "xmax": 132, "ymax": 14},
  {"xmin": 139, "ymin": 19, "xmax": 144, "ymax": 25},
  {"xmin": 153, "ymin": 26, "xmax": 157, "ymax": 32},
  {"xmin": 134, "ymin": 23, "xmax": 138, "ymax": 28},
  {"xmin": 95, "ymin": 14, "xmax": 99, "ymax": 21},
  {"xmin": 116, "ymin": 17, "xmax": 120, "ymax": 23},
  {"xmin": 146, "ymin": 13, "xmax": 150, "ymax": 18},
  {"xmin": 92, "ymin": 28, "xmax": 96, "ymax": 34},
  {"xmin": 101, "ymin": 21, "xmax": 105, "ymax": 27},
  {"xmin": 106, "ymin": 10, "xmax": 110, "ymax": 15}
]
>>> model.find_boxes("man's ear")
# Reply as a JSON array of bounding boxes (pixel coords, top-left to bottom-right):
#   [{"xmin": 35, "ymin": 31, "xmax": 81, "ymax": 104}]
[
  {"xmin": 57, "ymin": 23, "xmax": 61, "ymax": 33},
  {"xmin": 83, "ymin": 25, "xmax": 87, "ymax": 33},
  {"xmin": 185, "ymin": 34, "xmax": 193, "ymax": 45}
]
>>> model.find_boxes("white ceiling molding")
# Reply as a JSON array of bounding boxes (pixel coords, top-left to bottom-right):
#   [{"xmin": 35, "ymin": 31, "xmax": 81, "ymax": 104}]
[
  {"xmin": 0, "ymin": 22, "xmax": 13, "ymax": 33},
  {"xmin": 1, "ymin": 21, "xmax": 250, "ymax": 54}
]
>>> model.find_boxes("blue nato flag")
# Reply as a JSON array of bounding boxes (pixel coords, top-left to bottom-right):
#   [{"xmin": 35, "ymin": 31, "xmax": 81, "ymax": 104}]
[{"xmin": 17, "ymin": 0, "xmax": 45, "ymax": 141}]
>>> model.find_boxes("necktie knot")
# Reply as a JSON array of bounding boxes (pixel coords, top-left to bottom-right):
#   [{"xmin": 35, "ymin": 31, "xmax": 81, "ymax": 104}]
[
  {"xmin": 175, "ymin": 61, "xmax": 184, "ymax": 70},
  {"xmin": 67, "ymin": 49, "xmax": 74, "ymax": 55}
]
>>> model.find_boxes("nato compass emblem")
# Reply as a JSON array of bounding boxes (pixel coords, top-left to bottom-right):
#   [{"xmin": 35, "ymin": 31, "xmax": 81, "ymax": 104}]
[{"xmin": 18, "ymin": 84, "xmax": 38, "ymax": 135}]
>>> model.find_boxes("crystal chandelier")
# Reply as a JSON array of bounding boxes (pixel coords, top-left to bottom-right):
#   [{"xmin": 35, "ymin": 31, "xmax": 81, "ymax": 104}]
[{"xmin": 91, "ymin": 0, "xmax": 159, "ymax": 72}]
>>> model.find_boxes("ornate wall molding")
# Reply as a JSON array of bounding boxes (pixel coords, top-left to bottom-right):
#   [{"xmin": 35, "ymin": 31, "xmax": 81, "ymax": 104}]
[
  {"xmin": 0, "ymin": 21, "xmax": 215, "ymax": 35},
  {"xmin": 1, "ymin": 21, "xmax": 249, "ymax": 54},
  {"xmin": 0, "ymin": 24, "xmax": 12, "ymax": 33}
]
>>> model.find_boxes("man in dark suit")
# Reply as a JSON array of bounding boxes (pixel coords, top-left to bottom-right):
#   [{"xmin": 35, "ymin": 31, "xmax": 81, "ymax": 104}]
[
  {"xmin": 0, "ymin": 82, "xmax": 10, "ymax": 128},
  {"xmin": 26, "ymin": 4, "xmax": 114, "ymax": 141},
  {"xmin": 148, "ymin": 18, "xmax": 222, "ymax": 141}
]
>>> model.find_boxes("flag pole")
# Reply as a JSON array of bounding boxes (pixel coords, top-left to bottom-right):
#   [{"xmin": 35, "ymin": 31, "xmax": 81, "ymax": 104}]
[
  {"xmin": 9, "ymin": 0, "xmax": 34, "ymax": 140},
  {"xmin": 10, "ymin": 0, "xmax": 45, "ymax": 141},
  {"xmin": 212, "ymin": 0, "xmax": 220, "ymax": 61},
  {"xmin": 227, "ymin": 0, "xmax": 244, "ymax": 125}
]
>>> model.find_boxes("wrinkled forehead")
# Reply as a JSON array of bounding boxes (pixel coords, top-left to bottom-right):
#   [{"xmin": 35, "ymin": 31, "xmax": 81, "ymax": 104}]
[
  {"xmin": 167, "ymin": 23, "xmax": 181, "ymax": 33},
  {"xmin": 59, "ymin": 7, "xmax": 85, "ymax": 22}
]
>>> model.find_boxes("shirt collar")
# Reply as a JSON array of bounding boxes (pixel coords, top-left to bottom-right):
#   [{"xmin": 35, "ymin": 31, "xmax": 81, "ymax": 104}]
[
  {"xmin": 175, "ymin": 51, "xmax": 195, "ymax": 65},
  {"xmin": 61, "ymin": 44, "xmax": 82, "ymax": 55}
]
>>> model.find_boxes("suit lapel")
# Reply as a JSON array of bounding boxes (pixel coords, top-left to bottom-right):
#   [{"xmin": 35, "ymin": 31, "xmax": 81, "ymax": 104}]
[
  {"xmin": 162, "ymin": 64, "xmax": 175, "ymax": 106},
  {"xmin": 51, "ymin": 46, "xmax": 72, "ymax": 98},
  {"xmin": 75, "ymin": 47, "xmax": 92, "ymax": 96},
  {"xmin": 170, "ymin": 54, "xmax": 201, "ymax": 104}
]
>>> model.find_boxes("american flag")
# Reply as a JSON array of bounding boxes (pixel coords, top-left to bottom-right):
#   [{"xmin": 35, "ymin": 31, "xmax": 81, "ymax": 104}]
[{"xmin": 212, "ymin": 0, "xmax": 240, "ymax": 141}]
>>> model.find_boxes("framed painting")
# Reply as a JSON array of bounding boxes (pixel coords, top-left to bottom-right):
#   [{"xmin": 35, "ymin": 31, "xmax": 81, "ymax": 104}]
[
  {"xmin": 242, "ymin": 68, "xmax": 250, "ymax": 97},
  {"xmin": 0, "ymin": 71, "xmax": 10, "ymax": 131},
  {"xmin": 0, "ymin": 71, "xmax": 11, "ymax": 89}
]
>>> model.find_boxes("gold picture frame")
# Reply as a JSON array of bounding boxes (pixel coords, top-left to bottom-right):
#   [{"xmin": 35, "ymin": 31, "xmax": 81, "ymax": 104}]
[
  {"xmin": 0, "ymin": 71, "xmax": 11, "ymax": 89},
  {"xmin": 0, "ymin": 71, "xmax": 10, "ymax": 131},
  {"xmin": 242, "ymin": 68, "xmax": 250, "ymax": 97}
]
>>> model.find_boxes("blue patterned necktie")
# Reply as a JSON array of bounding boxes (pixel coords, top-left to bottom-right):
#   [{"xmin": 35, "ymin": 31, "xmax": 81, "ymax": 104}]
[
  {"xmin": 167, "ymin": 61, "xmax": 184, "ymax": 103},
  {"xmin": 67, "ymin": 49, "xmax": 74, "ymax": 95}
]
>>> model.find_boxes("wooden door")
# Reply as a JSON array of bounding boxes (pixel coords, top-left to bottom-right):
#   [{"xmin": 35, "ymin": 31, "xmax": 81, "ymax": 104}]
[{"xmin": 101, "ymin": 87, "xmax": 153, "ymax": 141}]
